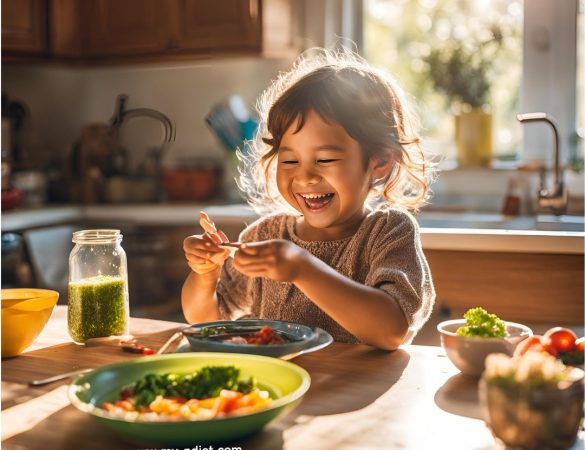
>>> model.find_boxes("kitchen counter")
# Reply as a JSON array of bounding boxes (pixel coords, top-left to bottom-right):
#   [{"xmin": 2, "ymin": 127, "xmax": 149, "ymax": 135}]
[
  {"xmin": 1, "ymin": 203, "xmax": 258, "ymax": 230},
  {"xmin": 0, "ymin": 307, "xmax": 537, "ymax": 450},
  {"xmin": 2, "ymin": 204, "xmax": 583, "ymax": 254}
]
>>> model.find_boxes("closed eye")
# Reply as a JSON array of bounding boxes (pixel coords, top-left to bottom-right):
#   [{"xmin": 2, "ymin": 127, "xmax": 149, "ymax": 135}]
[
  {"xmin": 281, "ymin": 160, "xmax": 298, "ymax": 165},
  {"xmin": 318, "ymin": 159, "xmax": 340, "ymax": 164}
]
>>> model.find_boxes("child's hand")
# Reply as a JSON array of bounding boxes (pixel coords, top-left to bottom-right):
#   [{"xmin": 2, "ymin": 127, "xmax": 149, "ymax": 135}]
[
  {"xmin": 232, "ymin": 239, "xmax": 308, "ymax": 282},
  {"xmin": 183, "ymin": 233, "xmax": 230, "ymax": 276}
]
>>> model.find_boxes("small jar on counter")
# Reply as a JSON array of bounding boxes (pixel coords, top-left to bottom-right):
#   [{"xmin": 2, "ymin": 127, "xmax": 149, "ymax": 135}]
[{"xmin": 68, "ymin": 229, "xmax": 129, "ymax": 344}]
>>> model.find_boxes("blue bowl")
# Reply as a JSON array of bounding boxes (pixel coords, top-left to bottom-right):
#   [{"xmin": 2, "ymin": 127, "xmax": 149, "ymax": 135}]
[{"xmin": 183, "ymin": 319, "xmax": 333, "ymax": 358}]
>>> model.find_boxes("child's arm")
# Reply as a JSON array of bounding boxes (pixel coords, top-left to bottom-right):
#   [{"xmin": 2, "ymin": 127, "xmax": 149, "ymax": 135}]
[
  {"xmin": 233, "ymin": 240, "xmax": 409, "ymax": 350},
  {"xmin": 181, "ymin": 268, "xmax": 222, "ymax": 324},
  {"xmin": 181, "ymin": 230, "xmax": 230, "ymax": 324}
]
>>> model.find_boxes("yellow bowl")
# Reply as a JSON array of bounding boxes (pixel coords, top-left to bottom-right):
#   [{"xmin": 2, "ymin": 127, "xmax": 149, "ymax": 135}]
[{"xmin": 2, "ymin": 288, "xmax": 59, "ymax": 357}]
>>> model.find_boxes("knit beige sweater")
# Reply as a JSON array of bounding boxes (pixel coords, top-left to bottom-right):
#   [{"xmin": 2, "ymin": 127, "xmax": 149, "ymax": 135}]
[{"xmin": 216, "ymin": 209, "xmax": 435, "ymax": 344}]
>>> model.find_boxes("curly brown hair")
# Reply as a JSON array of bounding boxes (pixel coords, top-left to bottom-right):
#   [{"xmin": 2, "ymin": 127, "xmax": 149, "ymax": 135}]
[{"xmin": 237, "ymin": 48, "xmax": 435, "ymax": 215}]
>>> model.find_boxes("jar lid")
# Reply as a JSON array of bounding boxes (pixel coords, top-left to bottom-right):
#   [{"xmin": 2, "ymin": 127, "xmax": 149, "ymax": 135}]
[{"xmin": 72, "ymin": 229, "xmax": 122, "ymax": 244}]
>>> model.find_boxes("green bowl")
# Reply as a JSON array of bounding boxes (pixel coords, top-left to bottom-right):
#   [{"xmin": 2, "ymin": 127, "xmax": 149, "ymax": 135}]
[{"xmin": 68, "ymin": 353, "xmax": 310, "ymax": 445}]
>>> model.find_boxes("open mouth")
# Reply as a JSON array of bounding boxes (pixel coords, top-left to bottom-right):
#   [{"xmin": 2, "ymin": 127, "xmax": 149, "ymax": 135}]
[{"xmin": 298, "ymin": 193, "xmax": 335, "ymax": 211}]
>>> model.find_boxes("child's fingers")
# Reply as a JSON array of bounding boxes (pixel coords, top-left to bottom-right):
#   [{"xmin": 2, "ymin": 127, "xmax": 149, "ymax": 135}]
[
  {"xmin": 205, "ymin": 231, "xmax": 223, "ymax": 245},
  {"xmin": 186, "ymin": 245, "xmax": 223, "ymax": 260},
  {"xmin": 233, "ymin": 251, "xmax": 269, "ymax": 268},
  {"xmin": 185, "ymin": 253, "xmax": 207, "ymax": 264},
  {"xmin": 190, "ymin": 261, "xmax": 219, "ymax": 275},
  {"xmin": 184, "ymin": 234, "xmax": 215, "ymax": 252},
  {"xmin": 233, "ymin": 260, "xmax": 266, "ymax": 276},
  {"xmin": 208, "ymin": 248, "xmax": 230, "ymax": 266},
  {"xmin": 237, "ymin": 242, "xmax": 262, "ymax": 256}
]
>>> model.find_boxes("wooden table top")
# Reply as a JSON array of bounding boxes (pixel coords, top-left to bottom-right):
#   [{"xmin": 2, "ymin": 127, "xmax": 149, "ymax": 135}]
[{"xmin": 2, "ymin": 306, "xmax": 498, "ymax": 450}]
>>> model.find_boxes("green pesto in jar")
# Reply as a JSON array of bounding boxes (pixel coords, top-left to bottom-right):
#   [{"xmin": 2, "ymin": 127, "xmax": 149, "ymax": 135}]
[{"xmin": 68, "ymin": 275, "xmax": 128, "ymax": 343}]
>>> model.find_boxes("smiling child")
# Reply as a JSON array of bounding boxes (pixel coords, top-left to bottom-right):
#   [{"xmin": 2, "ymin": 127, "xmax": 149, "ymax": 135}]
[{"xmin": 182, "ymin": 48, "xmax": 436, "ymax": 350}]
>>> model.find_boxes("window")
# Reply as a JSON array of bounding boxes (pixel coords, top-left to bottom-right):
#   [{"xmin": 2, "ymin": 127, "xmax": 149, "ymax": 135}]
[
  {"xmin": 362, "ymin": 0, "xmax": 582, "ymax": 166},
  {"xmin": 364, "ymin": 0, "xmax": 522, "ymax": 162}
]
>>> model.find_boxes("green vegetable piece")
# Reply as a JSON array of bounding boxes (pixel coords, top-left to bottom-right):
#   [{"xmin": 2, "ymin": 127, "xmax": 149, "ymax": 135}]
[
  {"xmin": 237, "ymin": 376, "xmax": 257, "ymax": 394},
  {"xmin": 200, "ymin": 326, "xmax": 227, "ymax": 337},
  {"xmin": 456, "ymin": 307, "xmax": 509, "ymax": 338},
  {"xmin": 130, "ymin": 365, "xmax": 258, "ymax": 407}
]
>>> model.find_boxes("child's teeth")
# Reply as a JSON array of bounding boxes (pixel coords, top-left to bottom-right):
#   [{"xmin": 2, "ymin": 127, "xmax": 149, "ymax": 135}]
[
  {"xmin": 302, "ymin": 193, "xmax": 330, "ymax": 199},
  {"xmin": 301, "ymin": 193, "xmax": 334, "ymax": 210}
]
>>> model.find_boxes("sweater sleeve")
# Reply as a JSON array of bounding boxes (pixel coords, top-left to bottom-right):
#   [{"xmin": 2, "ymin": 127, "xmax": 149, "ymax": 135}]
[{"xmin": 364, "ymin": 211, "xmax": 435, "ymax": 343}]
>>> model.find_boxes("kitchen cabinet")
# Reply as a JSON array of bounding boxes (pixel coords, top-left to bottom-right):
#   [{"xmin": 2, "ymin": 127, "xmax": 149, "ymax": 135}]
[
  {"xmin": 1, "ymin": 0, "xmax": 47, "ymax": 55},
  {"xmin": 52, "ymin": 0, "xmax": 173, "ymax": 58},
  {"xmin": 7, "ymin": 0, "xmax": 262, "ymax": 61},
  {"xmin": 173, "ymin": 0, "xmax": 261, "ymax": 53},
  {"xmin": 83, "ymin": 0, "xmax": 261, "ymax": 57}
]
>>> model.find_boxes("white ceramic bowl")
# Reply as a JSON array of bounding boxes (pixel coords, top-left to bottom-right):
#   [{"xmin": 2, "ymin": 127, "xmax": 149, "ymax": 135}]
[{"xmin": 437, "ymin": 319, "xmax": 532, "ymax": 377}]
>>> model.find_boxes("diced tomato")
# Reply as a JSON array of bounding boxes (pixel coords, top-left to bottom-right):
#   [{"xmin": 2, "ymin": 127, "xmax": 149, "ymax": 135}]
[
  {"xmin": 234, "ymin": 394, "xmax": 254, "ymax": 409},
  {"xmin": 543, "ymin": 327, "xmax": 577, "ymax": 354},
  {"xmin": 220, "ymin": 389, "xmax": 243, "ymax": 412},
  {"xmin": 212, "ymin": 396, "xmax": 228, "ymax": 415},
  {"xmin": 224, "ymin": 326, "xmax": 286, "ymax": 345},
  {"xmin": 115, "ymin": 400, "xmax": 135, "ymax": 411},
  {"xmin": 120, "ymin": 387, "xmax": 133, "ymax": 400}
]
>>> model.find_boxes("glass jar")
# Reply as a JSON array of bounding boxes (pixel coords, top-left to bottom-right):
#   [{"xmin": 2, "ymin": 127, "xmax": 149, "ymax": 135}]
[{"xmin": 68, "ymin": 230, "xmax": 129, "ymax": 344}]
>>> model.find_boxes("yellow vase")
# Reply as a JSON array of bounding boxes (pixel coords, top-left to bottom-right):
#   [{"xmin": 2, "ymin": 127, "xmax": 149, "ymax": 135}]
[{"xmin": 455, "ymin": 109, "xmax": 493, "ymax": 167}]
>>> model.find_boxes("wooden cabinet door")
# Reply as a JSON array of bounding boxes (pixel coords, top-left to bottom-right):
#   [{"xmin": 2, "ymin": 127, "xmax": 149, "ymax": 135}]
[
  {"xmin": 84, "ymin": 0, "xmax": 171, "ymax": 56},
  {"xmin": 2, "ymin": 0, "xmax": 47, "ymax": 54},
  {"xmin": 172, "ymin": 0, "xmax": 261, "ymax": 53}
]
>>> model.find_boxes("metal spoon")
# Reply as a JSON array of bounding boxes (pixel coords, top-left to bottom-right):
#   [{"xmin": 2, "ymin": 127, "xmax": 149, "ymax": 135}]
[{"xmin": 29, "ymin": 368, "xmax": 94, "ymax": 386}]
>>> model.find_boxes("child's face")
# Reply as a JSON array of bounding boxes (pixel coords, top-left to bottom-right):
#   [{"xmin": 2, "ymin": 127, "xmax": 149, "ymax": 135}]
[{"xmin": 276, "ymin": 110, "xmax": 374, "ymax": 238}]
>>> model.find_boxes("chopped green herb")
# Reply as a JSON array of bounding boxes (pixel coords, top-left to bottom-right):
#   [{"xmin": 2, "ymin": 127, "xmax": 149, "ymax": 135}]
[
  {"xmin": 200, "ymin": 326, "xmax": 227, "ymax": 337},
  {"xmin": 131, "ymin": 365, "xmax": 257, "ymax": 407},
  {"xmin": 456, "ymin": 307, "xmax": 508, "ymax": 338}
]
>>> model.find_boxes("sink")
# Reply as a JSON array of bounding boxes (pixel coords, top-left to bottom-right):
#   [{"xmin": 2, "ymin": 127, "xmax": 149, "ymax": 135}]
[
  {"xmin": 416, "ymin": 212, "xmax": 584, "ymax": 232},
  {"xmin": 534, "ymin": 215, "xmax": 585, "ymax": 232}
]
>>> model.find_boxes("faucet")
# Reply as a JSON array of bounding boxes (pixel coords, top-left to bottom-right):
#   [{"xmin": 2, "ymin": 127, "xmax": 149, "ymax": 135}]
[
  {"xmin": 517, "ymin": 112, "xmax": 567, "ymax": 215},
  {"xmin": 110, "ymin": 94, "xmax": 176, "ymax": 146}
]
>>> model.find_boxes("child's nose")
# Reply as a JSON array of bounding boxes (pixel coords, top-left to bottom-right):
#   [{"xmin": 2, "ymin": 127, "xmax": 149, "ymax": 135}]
[{"xmin": 294, "ymin": 166, "xmax": 321, "ymax": 185}]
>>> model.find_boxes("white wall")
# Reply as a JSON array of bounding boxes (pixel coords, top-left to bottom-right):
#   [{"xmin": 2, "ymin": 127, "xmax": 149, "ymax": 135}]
[{"xmin": 2, "ymin": 56, "xmax": 295, "ymax": 169}]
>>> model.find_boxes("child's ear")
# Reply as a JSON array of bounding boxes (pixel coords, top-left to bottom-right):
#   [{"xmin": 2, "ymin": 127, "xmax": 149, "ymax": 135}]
[{"xmin": 369, "ymin": 155, "xmax": 394, "ymax": 183}]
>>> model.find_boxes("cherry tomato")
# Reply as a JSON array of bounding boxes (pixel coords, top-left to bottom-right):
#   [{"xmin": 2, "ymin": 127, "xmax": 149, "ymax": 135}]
[
  {"xmin": 543, "ymin": 327, "xmax": 577, "ymax": 354},
  {"xmin": 575, "ymin": 337, "xmax": 585, "ymax": 353},
  {"xmin": 514, "ymin": 335, "xmax": 551, "ymax": 357}
]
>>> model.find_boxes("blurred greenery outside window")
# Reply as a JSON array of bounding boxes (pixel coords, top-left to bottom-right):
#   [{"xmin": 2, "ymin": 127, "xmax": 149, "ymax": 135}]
[{"xmin": 363, "ymin": 0, "xmax": 583, "ymax": 166}]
